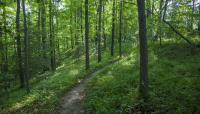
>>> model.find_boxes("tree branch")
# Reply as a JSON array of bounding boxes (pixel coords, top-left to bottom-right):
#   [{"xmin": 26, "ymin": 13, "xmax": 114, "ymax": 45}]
[{"xmin": 163, "ymin": 0, "xmax": 194, "ymax": 46}]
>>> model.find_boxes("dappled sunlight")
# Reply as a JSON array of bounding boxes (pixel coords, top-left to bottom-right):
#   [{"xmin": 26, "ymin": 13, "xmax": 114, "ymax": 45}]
[
  {"xmin": 98, "ymin": 75, "xmax": 114, "ymax": 84},
  {"xmin": 69, "ymin": 69, "xmax": 79, "ymax": 76},
  {"xmin": 56, "ymin": 64, "xmax": 65, "ymax": 70},
  {"xmin": 85, "ymin": 41, "xmax": 200, "ymax": 113},
  {"xmin": 1, "ymin": 0, "xmax": 199, "ymax": 113},
  {"xmin": 8, "ymin": 93, "xmax": 39, "ymax": 113},
  {"xmin": 0, "ymin": 49, "xmax": 118, "ymax": 113},
  {"xmin": 53, "ymin": 72, "xmax": 62, "ymax": 77}
]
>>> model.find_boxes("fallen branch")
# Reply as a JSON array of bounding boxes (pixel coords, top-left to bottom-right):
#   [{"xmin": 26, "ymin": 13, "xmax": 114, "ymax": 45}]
[
  {"xmin": 163, "ymin": 20, "xmax": 193, "ymax": 45},
  {"xmin": 163, "ymin": 0, "xmax": 194, "ymax": 46}
]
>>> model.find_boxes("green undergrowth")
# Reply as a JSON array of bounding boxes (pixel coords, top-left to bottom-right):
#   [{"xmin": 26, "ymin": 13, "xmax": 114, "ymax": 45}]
[
  {"xmin": 0, "ymin": 48, "xmax": 120, "ymax": 114},
  {"xmin": 84, "ymin": 41, "xmax": 200, "ymax": 114}
]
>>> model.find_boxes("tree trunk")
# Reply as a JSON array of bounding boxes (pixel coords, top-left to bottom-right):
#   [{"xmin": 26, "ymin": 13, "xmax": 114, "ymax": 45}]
[
  {"xmin": 80, "ymin": 0, "xmax": 84, "ymax": 46},
  {"xmin": 191, "ymin": 0, "xmax": 195, "ymax": 30},
  {"xmin": 111, "ymin": 0, "xmax": 116, "ymax": 56},
  {"xmin": 85, "ymin": 0, "xmax": 90, "ymax": 70},
  {"xmin": 0, "ymin": 16, "xmax": 3, "ymax": 78},
  {"xmin": 137, "ymin": 0, "xmax": 149, "ymax": 100},
  {"xmin": 97, "ymin": 0, "xmax": 102, "ymax": 62},
  {"xmin": 16, "ymin": 0, "xmax": 25, "ymax": 88},
  {"xmin": 22, "ymin": 0, "xmax": 30, "ymax": 93},
  {"xmin": 2, "ymin": 4, "xmax": 8, "ymax": 77},
  {"xmin": 49, "ymin": 0, "xmax": 56, "ymax": 71},
  {"xmin": 37, "ymin": 0, "xmax": 42, "ymax": 57},
  {"xmin": 41, "ymin": 0, "xmax": 48, "ymax": 71},
  {"xmin": 158, "ymin": 0, "xmax": 163, "ymax": 46},
  {"xmin": 198, "ymin": 4, "xmax": 200, "ymax": 36},
  {"xmin": 55, "ymin": 2, "xmax": 60, "ymax": 59},
  {"xmin": 95, "ymin": 7, "xmax": 98, "ymax": 54},
  {"xmin": 102, "ymin": 1, "xmax": 106, "ymax": 50},
  {"xmin": 119, "ymin": 0, "xmax": 123, "ymax": 57}
]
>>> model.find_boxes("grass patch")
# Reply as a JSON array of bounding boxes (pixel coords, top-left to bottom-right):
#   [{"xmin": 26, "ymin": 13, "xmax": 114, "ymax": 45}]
[
  {"xmin": 0, "ymin": 48, "xmax": 120, "ymax": 114},
  {"xmin": 84, "ymin": 41, "xmax": 200, "ymax": 114}
]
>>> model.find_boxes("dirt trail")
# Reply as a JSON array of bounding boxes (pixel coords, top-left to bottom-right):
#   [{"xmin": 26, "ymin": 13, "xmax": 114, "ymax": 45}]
[{"xmin": 58, "ymin": 61, "xmax": 118, "ymax": 114}]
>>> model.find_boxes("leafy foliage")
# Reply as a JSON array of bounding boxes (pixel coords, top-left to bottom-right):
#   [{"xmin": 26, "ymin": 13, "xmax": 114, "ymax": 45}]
[
  {"xmin": 84, "ymin": 41, "xmax": 200, "ymax": 114},
  {"xmin": 0, "ymin": 50, "xmax": 118, "ymax": 114}
]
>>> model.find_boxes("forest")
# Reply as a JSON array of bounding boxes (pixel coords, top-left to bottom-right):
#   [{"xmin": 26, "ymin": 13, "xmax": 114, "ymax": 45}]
[{"xmin": 0, "ymin": 0, "xmax": 200, "ymax": 113}]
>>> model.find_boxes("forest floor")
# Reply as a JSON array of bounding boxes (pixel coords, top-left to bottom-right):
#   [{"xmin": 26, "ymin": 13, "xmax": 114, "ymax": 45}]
[
  {"xmin": 83, "ymin": 41, "xmax": 200, "ymax": 114},
  {"xmin": 0, "ymin": 46, "xmax": 124, "ymax": 114},
  {"xmin": 58, "ymin": 60, "xmax": 118, "ymax": 114},
  {"xmin": 1, "ymin": 41, "xmax": 199, "ymax": 114}
]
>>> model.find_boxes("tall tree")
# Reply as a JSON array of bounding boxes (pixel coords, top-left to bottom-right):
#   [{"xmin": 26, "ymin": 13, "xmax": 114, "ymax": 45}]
[
  {"xmin": 41, "ymin": 0, "xmax": 48, "ymax": 71},
  {"xmin": 0, "ymin": 19, "xmax": 3, "ymax": 79},
  {"xmin": 97, "ymin": 0, "xmax": 102, "ymax": 62},
  {"xmin": 111, "ymin": 0, "xmax": 116, "ymax": 56},
  {"xmin": 49, "ymin": 0, "xmax": 56, "ymax": 71},
  {"xmin": 191, "ymin": 0, "xmax": 195, "ymax": 30},
  {"xmin": 85, "ymin": 0, "xmax": 90, "ymax": 70},
  {"xmin": 16, "ymin": 0, "xmax": 25, "ymax": 88},
  {"xmin": 95, "ymin": 4, "xmax": 98, "ymax": 54},
  {"xmin": 1, "ymin": 3, "xmax": 8, "ymax": 89},
  {"xmin": 2, "ymin": 3, "xmax": 8, "ymax": 78},
  {"xmin": 158, "ymin": 0, "xmax": 163, "ymax": 45},
  {"xmin": 37, "ymin": 0, "xmax": 42, "ymax": 56},
  {"xmin": 198, "ymin": 3, "xmax": 200, "ymax": 36},
  {"xmin": 137, "ymin": 0, "xmax": 148, "ymax": 100},
  {"xmin": 80, "ymin": 0, "xmax": 84, "ymax": 46},
  {"xmin": 22, "ymin": 0, "xmax": 30, "ymax": 93},
  {"xmin": 102, "ymin": 1, "xmax": 106, "ymax": 50},
  {"xmin": 119, "ymin": 0, "xmax": 123, "ymax": 57}
]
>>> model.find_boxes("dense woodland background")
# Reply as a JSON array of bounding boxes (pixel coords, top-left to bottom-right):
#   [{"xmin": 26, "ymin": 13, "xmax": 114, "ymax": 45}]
[{"xmin": 0, "ymin": 0, "xmax": 200, "ymax": 113}]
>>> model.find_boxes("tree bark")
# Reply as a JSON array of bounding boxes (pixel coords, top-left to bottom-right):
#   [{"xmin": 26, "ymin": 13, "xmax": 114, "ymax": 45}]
[
  {"xmin": 198, "ymin": 3, "xmax": 200, "ymax": 36},
  {"xmin": 41, "ymin": 0, "xmax": 48, "ymax": 71},
  {"xmin": 37, "ymin": 0, "xmax": 42, "ymax": 56},
  {"xmin": 80, "ymin": 0, "xmax": 84, "ymax": 46},
  {"xmin": 85, "ymin": 0, "xmax": 90, "ymax": 70},
  {"xmin": 16, "ymin": 0, "xmax": 25, "ymax": 88},
  {"xmin": 102, "ymin": 1, "xmax": 106, "ymax": 50},
  {"xmin": 22, "ymin": 0, "xmax": 30, "ymax": 93},
  {"xmin": 0, "ymin": 15, "xmax": 3, "ymax": 78},
  {"xmin": 97, "ymin": 0, "xmax": 102, "ymax": 62},
  {"xmin": 95, "ymin": 6, "xmax": 98, "ymax": 54},
  {"xmin": 2, "ymin": 4, "xmax": 8, "ymax": 77},
  {"xmin": 49, "ymin": 0, "xmax": 56, "ymax": 71},
  {"xmin": 111, "ymin": 0, "xmax": 116, "ymax": 56},
  {"xmin": 191, "ymin": 0, "xmax": 195, "ymax": 30},
  {"xmin": 137, "ymin": 0, "xmax": 149, "ymax": 100},
  {"xmin": 158, "ymin": 0, "xmax": 163, "ymax": 46},
  {"xmin": 119, "ymin": 0, "xmax": 123, "ymax": 57}
]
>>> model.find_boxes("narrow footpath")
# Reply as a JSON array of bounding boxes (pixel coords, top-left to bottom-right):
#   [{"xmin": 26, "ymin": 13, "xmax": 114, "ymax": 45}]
[{"xmin": 58, "ymin": 61, "xmax": 118, "ymax": 114}]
